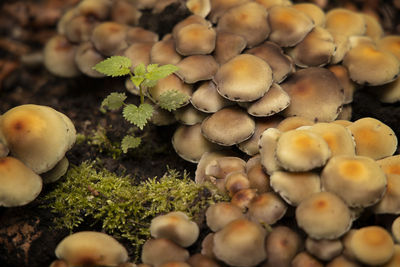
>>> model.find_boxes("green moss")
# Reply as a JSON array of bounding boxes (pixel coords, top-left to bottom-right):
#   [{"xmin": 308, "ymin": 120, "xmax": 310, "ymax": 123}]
[
  {"xmin": 41, "ymin": 161, "xmax": 228, "ymax": 260},
  {"xmin": 78, "ymin": 126, "xmax": 122, "ymax": 159}
]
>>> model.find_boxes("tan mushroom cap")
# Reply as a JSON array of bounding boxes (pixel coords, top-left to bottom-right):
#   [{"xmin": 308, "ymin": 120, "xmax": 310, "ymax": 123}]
[
  {"xmin": 326, "ymin": 255, "xmax": 361, "ymax": 267},
  {"xmin": 201, "ymin": 107, "xmax": 255, "ymax": 146},
  {"xmin": 57, "ymin": 8, "xmax": 79, "ymax": 35},
  {"xmin": 205, "ymin": 156, "xmax": 246, "ymax": 180},
  {"xmin": 55, "ymin": 231, "xmax": 128, "ymax": 267},
  {"xmin": 377, "ymin": 35, "xmax": 400, "ymax": 60},
  {"xmin": 255, "ymin": 0, "xmax": 292, "ymax": 9},
  {"xmin": 281, "ymin": 67, "xmax": 344, "ymax": 122},
  {"xmin": 126, "ymin": 27, "xmax": 158, "ymax": 44},
  {"xmin": 208, "ymin": 0, "xmax": 250, "ymax": 23},
  {"xmin": 75, "ymin": 42, "xmax": 105, "ymax": 78},
  {"xmin": 343, "ymin": 37, "xmax": 400, "ymax": 86},
  {"xmin": 186, "ymin": 0, "xmax": 211, "ymax": 18},
  {"xmin": 172, "ymin": 15, "xmax": 211, "ymax": 38},
  {"xmin": 350, "ymin": 226, "xmax": 394, "ymax": 266},
  {"xmin": 147, "ymin": 74, "xmax": 192, "ymax": 105},
  {"xmin": 91, "ymin": 22, "xmax": 128, "ymax": 56},
  {"xmin": 392, "ymin": 216, "xmax": 400, "ymax": 243},
  {"xmin": 195, "ymin": 151, "xmax": 236, "ymax": 183},
  {"xmin": 322, "ymin": 155, "xmax": 387, "ymax": 208},
  {"xmin": 268, "ymin": 6, "xmax": 315, "ymax": 47},
  {"xmin": 174, "ymin": 105, "xmax": 207, "ymax": 125},
  {"xmin": 187, "ymin": 253, "xmax": 220, "ymax": 267},
  {"xmin": 77, "ymin": 0, "xmax": 111, "ymax": 20},
  {"xmin": 0, "ymin": 157, "xmax": 42, "ymax": 207},
  {"xmin": 213, "ymin": 31, "xmax": 246, "ymax": 65},
  {"xmin": 347, "ymin": 117, "xmax": 397, "ymax": 160},
  {"xmin": 206, "ymin": 202, "xmax": 245, "ymax": 232},
  {"xmin": 217, "ymin": 2, "xmax": 270, "ymax": 48},
  {"xmin": 373, "ymin": 174, "xmax": 400, "ymax": 214},
  {"xmin": 247, "ymin": 192, "xmax": 287, "ymax": 225},
  {"xmin": 141, "ymin": 238, "xmax": 189, "ymax": 267},
  {"xmin": 158, "ymin": 262, "xmax": 191, "ymax": 267},
  {"xmin": 245, "ymin": 155, "xmax": 271, "ymax": 193},
  {"xmin": 123, "ymin": 42, "xmax": 153, "ymax": 69},
  {"xmin": 296, "ymin": 191, "xmax": 352, "ymax": 239},
  {"xmin": 0, "ymin": 104, "xmax": 74, "ymax": 174},
  {"xmin": 276, "ymin": 116, "xmax": 315, "ymax": 132},
  {"xmin": 190, "ymin": 81, "xmax": 233, "ymax": 113},
  {"xmin": 291, "ymin": 252, "xmax": 324, "ymax": 267},
  {"xmin": 231, "ymin": 188, "xmax": 258, "ymax": 210},
  {"xmin": 329, "ymin": 31, "xmax": 351, "ymax": 64},
  {"xmin": 111, "ymin": 0, "xmax": 142, "ymax": 26},
  {"xmin": 336, "ymin": 104, "xmax": 352, "ymax": 121},
  {"xmin": 378, "ymin": 155, "xmax": 400, "ymax": 176},
  {"xmin": 246, "ymin": 41, "xmax": 294, "ymax": 83},
  {"xmin": 288, "ymin": 26, "xmax": 336, "ymax": 68},
  {"xmin": 147, "ymin": 101, "xmax": 177, "ymax": 126},
  {"xmin": 150, "ymin": 211, "xmax": 199, "ymax": 247},
  {"xmin": 175, "ymin": 23, "xmax": 216, "ymax": 56},
  {"xmin": 64, "ymin": 15, "xmax": 99, "ymax": 43},
  {"xmin": 43, "ymin": 35, "xmax": 80, "ymax": 78},
  {"xmin": 270, "ymin": 171, "xmax": 321, "ymax": 206},
  {"xmin": 214, "ymin": 54, "xmax": 273, "ymax": 102},
  {"xmin": 363, "ymin": 14, "xmax": 384, "ymax": 42},
  {"xmin": 325, "ymin": 8, "xmax": 366, "ymax": 37},
  {"xmin": 225, "ymin": 171, "xmax": 250, "ymax": 196},
  {"xmin": 213, "ymin": 218, "xmax": 267, "ymax": 266},
  {"xmin": 332, "ymin": 119, "xmax": 353, "ymax": 127},
  {"xmin": 309, "ymin": 122, "xmax": 355, "ymax": 157},
  {"xmin": 238, "ymin": 116, "xmax": 281, "ymax": 156},
  {"xmin": 176, "ymin": 55, "xmax": 218, "ymax": 84},
  {"xmin": 292, "ymin": 3, "xmax": 325, "ymax": 27},
  {"xmin": 247, "ymin": 83, "xmax": 290, "ymax": 117},
  {"xmin": 259, "ymin": 127, "xmax": 282, "ymax": 175},
  {"xmin": 41, "ymin": 156, "xmax": 69, "ymax": 184},
  {"xmin": 201, "ymin": 233, "xmax": 215, "ymax": 259},
  {"xmin": 276, "ymin": 129, "xmax": 331, "ymax": 172},
  {"xmin": 383, "ymin": 244, "xmax": 400, "ymax": 267},
  {"xmin": 265, "ymin": 226, "xmax": 302, "ymax": 267},
  {"xmin": 150, "ymin": 38, "xmax": 182, "ymax": 65},
  {"xmin": 327, "ymin": 65, "xmax": 357, "ymax": 104},
  {"xmin": 172, "ymin": 123, "xmax": 219, "ymax": 163},
  {"xmin": 374, "ymin": 77, "xmax": 400, "ymax": 103},
  {"xmin": 306, "ymin": 237, "xmax": 343, "ymax": 261}
]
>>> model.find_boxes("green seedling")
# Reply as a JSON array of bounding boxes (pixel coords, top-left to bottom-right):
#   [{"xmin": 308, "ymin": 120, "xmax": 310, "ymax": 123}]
[{"xmin": 93, "ymin": 56, "xmax": 189, "ymax": 152}]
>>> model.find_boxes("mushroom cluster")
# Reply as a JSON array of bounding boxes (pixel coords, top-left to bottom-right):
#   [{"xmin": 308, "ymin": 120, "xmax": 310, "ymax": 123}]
[{"xmin": 0, "ymin": 104, "xmax": 76, "ymax": 207}]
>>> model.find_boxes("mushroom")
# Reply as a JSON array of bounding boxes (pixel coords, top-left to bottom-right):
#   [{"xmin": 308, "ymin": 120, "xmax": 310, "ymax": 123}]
[
  {"xmin": 150, "ymin": 37, "xmax": 182, "ymax": 65},
  {"xmin": 213, "ymin": 31, "xmax": 247, "ymax": 65},
  {"xmin": 363, "ymin": 14, "xmax": 384, "ymax": 42},
  {"xmin": 41, "ymin": 156, "xmax": 69, "ymax": 184},
  {"xmin": 190, "ymin": 81, "xmax": 233, "ymax": 113},
  {"xmin": 245, "ymin": 155, "xmax": 271, "ymax": 193},
  {"xmin": 126, "ymin": 27, "xmax": 158, "ymax": 44},
  {"xmin": 292, "ymin": 3, "xmax": 326, "ymax": 27},
  {"xmin": 373, "ymin": 77, "xmax": 400, "ymax": 103},
  {"xmin": 201, "ymin": 233, "xmax": 215, "ymax": 259},
  {"xmin": 74, "ymin": 42, "xmax": 105, "ymax": 78},
  {"xmin": 296, "ymin": 191, "xmax": 352, "ymax": 239},
  {"xmin": 230, "ymin": 188, "xmax": 257, "ymax": 210},
  {"xmin": 305, "ymin": 237, "xmax": 343, "ymax": 261},
  {"xmin": 91, "ymin": 22, "xmax": 128, "ymax": 56},
  {"xmin": 204, "ymin": 156, "xmax": 246, "ymax": 180},
  {"xmin": 347, "ymin": 117, "xmax": 398, "ymax": 160},
  {"xmin": 77, "ymin": 0, "xmax": 111, "ymax": 20},
  {"xmin": 378, "ymin": 155, "xmax": 400, "ymax": 176},
  {"xmin": 205, "ymin": 202, "xmax": 245, "ymax": 232},
  {"xmin": 276, "ymin": 116, "xmax": 315, "ymax": 132},
  {"xmin": 291, "ymin": 252, "xmax": 324, "ymax": 267},
  {"xmin": 176, "ymin": 55, "xmax": 218, "ymax": 84},
  {"xmin": 64, "ymin": 15, "xmax": 99, "ymax": 43},
  {"xmin": 214, "ymin": 54, "xmax": 273, "ymax": 102},
  {"xmin": 172, "ymin": 15, "xmax": 211, "ymax": 39},
  {"xmin": 0, "ymin": 156, "xmax": 42, "ymax": 207},
  {"xmin": 247, "ymin": 83, "xmax": 290, "ymax": 117},
  {"xmin": 325, "ymin": 255, "xmax": 361, "ymax": 267},
  {"xmin": 327, "ymin": 65, "xmax": 357, "ymax": 104},
  {"xmin": 225, "ymin": 171, "xmax": 250, "ymax": 197},
  {"xmin": 247, "ymin": 192, "xmax": 287, "ymax": 225},
  {"xmin": 111, "ymin": 0, "xmax": 142, "ymax": 26},
  {"xmin": 255, "ymin": 0, "xmax": 292, "ymax": 9},
  {"xmin": 187, "ymin": 253, "xmax": 220, "ymax": 267},
  {"xmin": 212, "ymin": 218, "xmax": 267, "ymax": 267},
  {"xmin": 141, "ymin": 239, "xmax": 189, "ymax": 266},
  {"xmin": 321, "ymin": 155, "xmax": 387, "ymax": 208},
  {"xmin": 208, "ymin": 0, "xmax": 249, "ymax": 23},
  {"xmin": 392, "ymin": 216, "xmax": 400, "ymax": 243},
  {"xmin": 150, "ymin": 211, "xmax": 199, "ymax": 248},
  {"xmin": 174, "ymin": 106, "xmax": 207, "ymax": 125},
  {"xmin": 174, "ymin": 23, "xmax": 216, "ymax": 56},
  {"xmin": 325, "ymin": 8, "xmax": 366, "ymax": 37},
  {"xmin": 377, "ymin": 35, "xmax": 400, "ymax": 60},
  {"xmin": 186, "ymin": 0, "xmax": 211, "ymax": 18},
  {"xmin": 373, "ymin": 173, "xmax": 400, "ymax": 214},
  {"xmin": 329, "ymin": 31, "xmax": 351, "ymax": 64},
  {"xmin": 383, "ymin": 244, "xmax": 400, "ymax": 267},
  {"xmin": 123, "ymin": 42, "xmax": 153, "ymax": 69},
  {"xmin": 258, "ymin": 127, "xmax": 282, "ymax": 175},
  {"xmin": 147, "ymin": 74, "xmax": 192, "ymax": 106},
  {"xmin": 55, "ymin": 231, "xmax": 128, "ymax": 267}
]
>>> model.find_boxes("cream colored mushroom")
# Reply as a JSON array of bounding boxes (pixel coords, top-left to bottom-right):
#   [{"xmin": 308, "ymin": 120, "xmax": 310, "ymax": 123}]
[
  {"xmin": 327, "ymin": 65, "xmax": 357, "ymax": 104},
  {"xmin": 306, "ymin": 237, "xmax": 343, "ymax": 261},
  {"xmin": 213, "ymin": 31, "xmax": 246, "ymax": 65},
  {"xmin": 373, "ymin": 173, "xmax": 400, "ymax": 214},
  {"xmin": 205, "ymin": 202, "xmax": 245, "ymax": 232},
  {"xmin": 245, "ymin": 155, "xmax": 271, "ymax": 193},
  {"xmin": 175, "ymin": 23, "xmax": 216, "ymax": 56},
  {"xmin": 291, "ymin": 252, "xmax": 324, "ymax": 267},
  {"xmin": 325, "ymin": 8, "xmax": 366, "ymax": 37},
  {"xmin": 392, "ymin": 216, "xmax": 400, "ymax": 243},
  {"xmin": 141, "ymin": 238, "xmax": 189, "ymax": 267},
  {"xmin": 91, "ymin": 22, "xmax": 128, "ymax": 56},
  {"xmin": 75, "ymin": 42, "xmax": 105, "ymax": 78},
  {"xmin": 258, "ymin": 127, "xmax": 282, "ymax": 175},
  {"xmin": 247, "ymin": 192, "xmax": 287, "ymax": 225},
  {"xmin": 190, "ymin": 81, "xmax": 233, "ymax": 113},
  {"xmin": 186, "ymin": 0, "xmax": 211, "ymax": 18},
  {"xmin": 247, "ymin": 83, "xmax": 290, "ymax": 117},
  {"xmin": 150, "ymin": 37, "xmax": 182, "ymax": 65},
  {"xmin": 292, "ymin": 3, "xmax": 325, "ymax": 27},
  {"xmin": 176, "ymin": 55, "xmax": 218, "ymax": 84},
  {"xmin": 187, "ymin": 253, "xmax": 220, "ymax": 267}
]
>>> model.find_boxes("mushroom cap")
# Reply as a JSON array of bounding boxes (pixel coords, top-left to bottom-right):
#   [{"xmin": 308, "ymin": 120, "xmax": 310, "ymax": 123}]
[
  {"xmin": 392, "ymin": 216, "xmax": 400, "ymax": 243},
  {"xmin": 292, "ymin": 3, "xmax": 326, "ymax": 27},
  {"xmin": 327, "ymin": 65, "xmax": 357, "ymax": 104},
  {"xmin": 91, "ymin": 22, "xmax": 128, "ymax": 56},
  {"xmin": 270, "ymin": 171, "xmax": 321, "ymax": 206},
  {"xmin": 77, "ymin": 0, "xmax": 111, "ymax": 20},
  {"xmin": 176, "ymin": 55, "xmax": 218, "ymax": 84},
  {"xmin": 321, "ymin": 155, "xmax": 387, "ymax": 208},
  {"xmin": 329, "ymin": 31, "xmax": 351, "ymax": 64},
  {"xmin": 374, "ymin": 76, "xmax": 400, "ymax": 103},
  {"xmin": 187, "ymin": 253, "xmax": 220, "ymax": 267},
  {"xmin": 126, "ymin": 27, "xmax": 158, "ymax": 44},
  {"xmin": 363, "ymin": 14, "xmax": 384, "ymax": 42},
  {"xmin": 296, "ymin": 191, "xmax": 352, "ymax": 239},
  {"xmin": 378, "ymin": 35, "xmax": 400, "ymax": 61},
  {"xmin": 258, "ymin": 127, "xmax": 282, "ymax": 175},
  {"xmin": 230, "ymin": 188, "xmax": 258, "ymax": 210},
  {"xmin": 201, "ymin": 107, "xmax": 255, "ymax": 146},
  {"xmin": 214, "ymin": 54, "xmax": 273, "ymax": 102},
  {"xmin": 172, "ymin": 15, "xmax": 211, "ymax": 38},
  {"xmin": 201, "ymin": 233, "xmax": 215, "ymax": 259},
  {"xmin": 172, "ymin": 123, "xmax": 219, "ymax": 163},
  {"xmin": 213, "ymin": 218, "xmax": 267, "ymax": 267},
  {"xmin": 141, "ymin": 238, "xmax": 189, "ymax": 267},
  {"xmin": 325, "ymin": 8, "xmax": 366, "ymax": 37},
  {"xmin": 247, "ymin": 192, "xmax": 287, "ymax": 225},
  {"xmin": 383, "ymin": 244, "xmax": 400, "ymax": 267},
  {"xmin": 123, "ymin": 42, "xmax": 153, "ymax": 69},
  {"xmin": 305, "ymin": 237, "xmax": 343, "ymax": 261},
  {"xmin": 205, "ymin": 202, "xmax": 245, "ymax": 232},
  {"xmin": 281, "ymin": 67, "xmax": 344, "ymax": 122},
  {"xmin": 150, "ymin": 211, "xmax": 199, "ymax": 247},
  {"xmin": 255, "ymin": 0, "xmax": 292, "ymax": 9},
  {"xmin": 209, "ymin": 0, "xmax": 251, "ymax": 23},
  {"xmin": 276, "ymin": 116, "xmax": 315, "ymax": 132},
  {"xmin": 245, "ymin": 155, "xmax": 271, "ymax": 193},
  {"xmin": 308, "ymin": 122, "xmax": 355, "ymax": 157},
  {"xmin": 111, "ymin": 0, "xmax": 142, "ymax": 25},
  {"xmin": 175, "ymin": 23, "xmax": 216, "ymax": 56},
  {"xmin": 195, "ymin": 151, "xmax": 237, "ymax": 183},
  {"xmin": 64, "ymin": 15, "xmax": 99, "ymax": 43},
  {"xmin": 205, "ymin": 156, "xmax": 246, "ymax": 180},
  {"xmin": 147, "ymin": 74, "xmax": 192, "ymax": 105},
  {"xmin": 55, "ymin": 231, "xmax": 128, "ymax": 266},
  {"xmin": 43, "ymin": 35, "xmax": 80, "ymax": 78},
  {"xmin": 75, "ymin": 42, "xmax": 105, "ymax": 78},
  {"xmin": 247, "ymin": 83, "xmax": 290, "ymax": 117},
  {"xmin": 213, "ymin": 31, "xmax": 247, "ymax": 65},
  {"xmin": 190, "ymin": 81, "xmax": 233, "ymax": 113},
  {"xmin": 246, "ymin": 41, "xmax": 294, "ymax": 83},
  {"xmin": 291, "ymin": 252, "xmax": 324, "ymax": 267},
  {"xmin": 275, "ymin": 129, "xmax": 331, "ymax": 172},
  {"xmin": 268, "ymin": 6, "xmax": 315, "ymax": 47},
  {"xmin": 41, "ymin": 156, "xmax": 69, "ymax": 184},
  {"xmin": 217, "ymin": 2, "xmax": 270, "ymax": 48},
  {"xmin": 150, "ymin": 38, "xmax": 182, "ymax": 65},
  {"xmin": 0, "ymin": 104, "xmax": 74, "ymax": 174},
  {"xmin": 343, "ymin": 37, "xmax": 400, "ymax": 86},
  {"xmin": 378, "ymin": 155, "xmax": 400, "ymax": 176},
  {"xmin": 373, "ymin": 174, "xmax": 400, "ymax": 214},
  {"xmin": 350, "ymin": 226, "xmax": 394, "ymax": 266},
  {"xmin": 174, "ymin": 105, "xmax": 207, "ymax": 125},
  {"xmin": 186, "ymin": 0, "xmax": 211, "ymax": 18},
  {"xmin": 347, "ymin": 117, "xmax": 398, "ymax": 160},
  {"xmin": 325, "ymin": 255, "xmax": 361, "ymax": 267},
  {"xmin": 0, "ymin": 157, "xmax": 42, "ymax": 207},
  {"xmin": 225, "ymin": 171, "xmax": 250, "ymax": 196}
]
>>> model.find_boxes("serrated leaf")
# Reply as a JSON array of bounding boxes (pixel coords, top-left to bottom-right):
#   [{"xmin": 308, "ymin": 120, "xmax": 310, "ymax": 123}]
[
  {"xmin": 121, "ymin": 135, "xmax": 141, "ymax": 153},
  {"xmin": 146, "ymin": 64, "xmax": 179, "ymax": 81},
  {"xmin": 101, "ymin": 92, "xmax": 127, "ymax": 111},
  {"xmin": 122, "ymin": 103, "xmax": 153, "ymax": 130},
  {"xmin": 146, "ymin": 64, "xmax": 159, "ymax": 73},
  {"xmin": 158, "ymin": 90, "xmax": 190, "ymax": 111},
  {"xmin": 130, "ymin": 76, "xmax": 145, "ymax": 88},
  {"xmin": 133, "ymin": 63, "xmax": 146, "ymax": 77},
  {"xmin": 141, "ymin": 79, "xmax": 158, "ymax": 88},
  {"xmin": 93, "ymin": 56, "xmax": 132, "ymax": 77}
]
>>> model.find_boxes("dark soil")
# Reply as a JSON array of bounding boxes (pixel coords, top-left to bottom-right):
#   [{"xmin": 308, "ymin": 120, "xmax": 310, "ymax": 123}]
[{"xmin": 0, "ymin": 0, "xmax": 400, "ymax": 266}]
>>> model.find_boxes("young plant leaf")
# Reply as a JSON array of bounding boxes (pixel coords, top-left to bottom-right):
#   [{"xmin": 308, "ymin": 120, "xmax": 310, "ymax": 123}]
[
  {"xmin": 123, "ymin": 103, "xmax": 154, "ymax": 130},
  {"xmin": 121, "ymin": 135, "xmax": 141, "ymax": 153},
  {"xmin": 130, "ymin": 76, "xmax": 145, "ymax": 88},
  {"xmin": 133, "ymin": 63, "xmax": 146, "ymax": 77},
  {"xmin": 146, "ymin": 64, "xmax": 179, "ymax": 81},
  {"xmin": 158, "ymin": 90, "xmax": 190, "ymax": 111},
  {"xmin": 100, "ymin": 92, "xmax": 127, "ymax": 112},
  {"xmin": 93, "ymin": 56, "xmax": 132, "ymax": 77}
]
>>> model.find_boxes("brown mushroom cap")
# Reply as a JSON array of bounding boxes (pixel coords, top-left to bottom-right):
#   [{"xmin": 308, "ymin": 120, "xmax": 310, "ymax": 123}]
[
  {"xmin": 259, "ymin": 127, "xmax": 282, "ymax": 175},
  {"xmin": 247, "ymin": 192, "xmax": 287, "ymax": 225},
  {"xmin": 213, "ymin": 31, "xmax": 247, "ymax": 65},
  {"xmin": 150, "ymin": 211, "xmax": 199, "ymax": 247},
  {"xmin": 392, "ymin": 216, "xmax": 400, "ymax": 243},
  {"xmin": 275, "ymin": 129, "xmax": 331, "ymax": 172},
  {"xmin": 0, "ymin": 157, "xmax": 42, "ymax": 207},
  {"xmin": 214, "ymin": 54, "xmax": 273, "ymax": 102},
  {"xmin": 209, "ymin": 0, "xmax": 251, "ymax": 23},
  {"xmin": 231, "ymin": 188, "xmax": 258, "ymax": 210},
  {"xmin": 175, "ymin": 23, "xmax": 216, "ymax": 56},
  {"xmin": 190, "ymin": 81, "xmax": 233, "ymax": 113},
  {"xmin": 363, "ymin": 14, "xmax": 384, "ymax": 42},
  {"xmin": 201, "ymin": 107, "xmax": 255, "ymax": 146},
  {"xmin": 174, "ymin": 105, "xmax": 207, "ymax": 125},
  {"xmin": 306, "ymin": 237, "xmax": 343, "ymax": 261},
  {"xmin": 281, "ymin": 67, "xmax": 344, "ymax": 122},
  {"xmin": 276, "ymin": 116, "xmax": 315, "ymax": 132},
  {"xmin": 327, "ymin": 65, "xmax": 357, "ymax": 104},
  {"xmin": 187, "ymin": 253, "xmax": 220, "ymax": 267},
  {"xmin": 55, "ymin": 231, "xmax": 128, "ymax": 267},
  {"xmin": 147, "ymin": 74, "xmax": 192, "ymax": 105},
  {"xmin": 186, "ymin": 0, "xmax": 211, "ymax": 18},
  {"xmin": 378, "ymin": 35, "xmax": 400, "ymax": 60},
  {"xmin": 378, "ymin": 155, "xmax": 400, "ymax": 176},
  {"xmin": 225, "ymin": 171, "xmax": 250, "ymax": 196},
  {"xmin": 141, "ymin": 238, "xmax": 189, "ymax": 267},
  {"xmin": 329, "ymin": 31, "xmax": 351, "ymax": 64},
  {"xmin": 172, "ymin": 15, "xmax": 211, "ymax": 38},
  {"xmin": 91, "ymin": 22, "xmax": 128, "ymax": 56},
  {"xmin": 123, "ymin": 42, "xmax": 153, "ymax": 69},
  {"xmin": 326, "ymin": 255, "xmax": 361, "ymax": 267},
  {"xmin": 270, "ymin": 171, "xmax": 321, "ymax": 206},
  {"xmin": 64, "ymin": 15, "xmax": 99, "ymax": 43},
  {"xmin": 321, "ymin": 155, "xmax": 387, "ymax": 208},
  {"xmin": 217, "ymin": 2, "xmax": 270, "ymax": 48},
  {"xmin": 111, "ymin": 0, "xmax": 142, "ymax": 26},
  {"xmin": 150, "ymin": 37, "xmax": 182, "ymax": 65},
  {"xmin": 77, "ymin": 0, "xmax": 111, "ymax": 20},
  {"xmin": 347, "ymin": 117, "xmax": 398, "ymax": 160},
  {"xmin": 126, "ymin": 27, "xmax": 158, "ymax": 44},
  {"xmin": 176, "ymin": 55, "xmax": 218, "ymax": 84},
  {"xmin": 292, "ymin": 3, "xmax": 325, "ymax": 27},
  {"xmin": 245, "ymin": 155, "xmax": 271, "ymax": 193},
  {"xmin": 296, "ymin": 191, "xmax": 352, "ymax": 239},
  {"xmin": 291, "ymin": 252, "xmax": 324, "ymax": 267},
  {"xmin": 383, "ymin": 244, "xmax": 400, "ymax": 267},
  {"xmin": 213, "ymin": 218, "xmax": 267, "ymax": 266},
  {"xmin": 373, "ymin": 173, "xmax": 400, "ymax": 214},
  {"xmin": 204, "ymin": 156, "xmax": 246, "ymax": 180},
  {"xmin": 325, "ymin": 8, "xmax": 366, "ymax": 37},
  {"xmin": 349, "ymin": 226, "xmax": 394, "ymax": 266},
  {"xmin": 75, "ymin": 42, "xmax": 105, "ymax": 78},
  {"xmin": 247, "ymin": 83, "xmax": 290, "ymax": 117},
  {"xmin": 206, "ymin": 202, "xmax": 245, "ymax": 232},
  {"xmin": 268, "ymin": 6, "xmax": 315, "ymax": 47}
]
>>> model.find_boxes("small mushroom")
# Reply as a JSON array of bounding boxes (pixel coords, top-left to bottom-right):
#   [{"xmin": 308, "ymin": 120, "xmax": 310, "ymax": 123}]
[
  {"xmin": 150, "ymin": 37, "xmax": 182, "ymax": 65},
  {"xmin": 172, "ymin": 15, "xmax": 211, "ymax": 39},
  {"xmin": 247, "ymin": 83, "xmax": 290, "ymax": 117},
  {"xmin": 258, "ymin": 127, "xmax": 282, "ymax": 175},
  {"xmin": 175, "ymin": 23, "xmax": 216, "ymax": 56},
  {"xmin": 174, "ymin": 105, "xmax": 207, "ymax": 125},
  {"xmin": 74, "ymin": 42, "xmax": 105, "ymax": 78},
  {"xmin": 41, "ymin": 156, "xmax": 69, "ymax": 184},
  {"xmin": 291, "ymin": 252, "xmax": 324, "ymax": 267},
  {"xmin": 225, "ymin": 171, "xmax": 250, "ymax": 197},
  {"xmin": 91, "ymin": 22, "xmax": 128, "ymax": 56},
  {"xmin": 377, "ymin": 35, "xmax": 400, "ymax": 60},
  {"xmin": 327, "ymin": 65, "xmax": 357, "ymax": 104},
  {"xmin": 205, "ymin": 202, "xmax": 245, "ymax": 232},
  {"xmin": 392, "ymin": 216, "xmax": 400, "ymax": 243},
  {"xmin": 213, "ymin": 31, "xmax": 247, "ymax": 65},
  {"xmin": 245, "ymin": 155, "xmax": 271, "ymax": 193},
  {"xmin": 208, "ymin": 0, "xmax": 249, "ymax": 23},
  {"xmin": 77, "ymin": 0, "xmax": 111, "ymax": 20},
  {"xmin": 292, "ymin": 3, "xmax": 326, "ymax": 27},
  {"xmin": 176, "ymin": 55, "xmax": 218, "ymax": 84},
  {"xmin": 186, "ymin": 0, "xmax": 211, "ymax": 18},
  {"xmin": 126, "ymin": 27, "xmax": 158, "ymax": 44},
  {"xmin": 247, "ymin": 192, "xmax": 287, "ymax": 225},
  {"xmin": 123, "ymin": 42, "xmax": 153, "ymax": 69},
  {"xmin": 141, "ymin": 238, "xmax": 189, "ymax": 267},
  {"xmin": 111, "ymin": 0, "xmax": 142, "ymax": 25},
  {"xmin": 383, "ymin": 244, "xmax": 400, "ymax": 267},
  {"xmin": 373, "ymin": 173, "xmax": 400, "ymax": 214},
  {"xmin": 378, "ymin": 155, "xmax": 400, "ymax": 176},
  {"xmin": 147, "ymin": 74, "xmax": 192, "ymax": 106},
  {"xmin": 276, "ymin": 116, "xmax": 315, "ymax": 132},
  {"xmin": 325, "ymin": 8, "xmax": 366, "ymax": 37},
  {"xmin": 305, "ymin": 237, "xmax": 343, "ymax": 261},
  {"xmin": 187, "ymin": 253, "xmax": 220, "ymax": 267},
  {"xmin": 64, "ymin": 15, "xmax": 99, "ymax": 43},
  {"xmin": 325, "ymin": 255, "xmax": 361, "ymax": 267},
  {"xmin": 205, "ymin": 156, "xmax": 246, "ymax": 180},
  {"xmin": 363, "ymin": 14, "xmax": 384, "ymax": 42},
  {"xmin": 190, "ymin": 81, "xmax": 233, "ymax": 113},
  {"xmin": 230, "ymin": 188, "xmax": 258, "ymax": 210}
]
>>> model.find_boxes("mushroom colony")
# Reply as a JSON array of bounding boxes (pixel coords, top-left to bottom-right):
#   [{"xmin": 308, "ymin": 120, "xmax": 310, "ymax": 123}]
[{"xmin": 38, "ymin": 0, "xmax": 400, "ymax": 266}]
